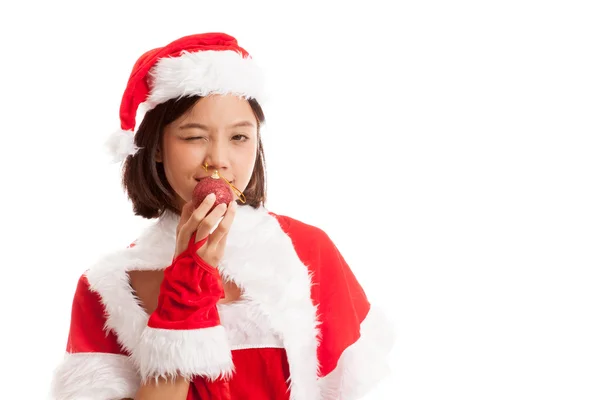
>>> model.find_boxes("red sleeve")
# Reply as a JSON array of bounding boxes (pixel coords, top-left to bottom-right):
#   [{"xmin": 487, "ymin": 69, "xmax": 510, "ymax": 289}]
[{"xmin": 66, "ymin": 274, "xmax": 126, "ymax": 355}]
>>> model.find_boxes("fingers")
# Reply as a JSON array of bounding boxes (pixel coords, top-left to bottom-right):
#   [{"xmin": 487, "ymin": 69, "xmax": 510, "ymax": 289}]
[
  {"xmin": 177, "ymin": 194, "xmax": 217, "ymax": 252},
  {"xmin": 207, "ymin": 200, "xmax": 237, "ymax": 247},
  {"xmin": 194, "ymin": 202, "xmax": 229, "ymax": 243}
]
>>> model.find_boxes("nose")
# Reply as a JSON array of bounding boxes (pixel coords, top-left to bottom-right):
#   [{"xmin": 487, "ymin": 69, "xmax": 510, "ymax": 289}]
[{"xmin": 203, "ymin": 139, "xmax": 229, "ymax": 172}]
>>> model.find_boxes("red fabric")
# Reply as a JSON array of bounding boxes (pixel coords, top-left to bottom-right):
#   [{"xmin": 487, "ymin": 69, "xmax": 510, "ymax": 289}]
[
  {"xmin": 189, "ymin": 348, "xmax": 290, "ymax": 400},
  {"xmin": 189, "ymin": 378, "xmax": 231, "ymax": 400},
  {"xmin": 228, "ymin": 348, "xmax": 291, "ymax": 399},
  {"xmin": 120, "ymin": 32, "xmax": 249, "ymax": 131},
  {"xmin": 66, "ymin": 275, "xmax": 126, "ymax": 355},
  {"xmin": 271, "ymin": 213, "xmax": 371, "ymax": 377},
  {"xmin": 147, "ymin": 233, "xmax": 224, "ymax": 330},
  {"xmin": 60, "ymin": 211, "xmax": 375, "ymax": 399}
]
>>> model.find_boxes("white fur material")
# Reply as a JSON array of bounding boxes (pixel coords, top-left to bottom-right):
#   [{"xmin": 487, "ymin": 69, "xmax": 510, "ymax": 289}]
[
  {"xmin": 85, "ymin": 212, "xmax": 178, "ymax": 365},
  {"xmin": 138, "ymin": 325, "xmax": 233, "ymax": 382},
  {"xmin": 107, "ymin": 50, "xmax": 265, "ymax": 163},
  {"xmin": 85, "ymin": 206, "xmax": 320, "ymax": 400},
  {"xmin": 219, "ymin": 207, "xmax": 321, "ymax": 400},
  {"xmin": 146, "ymin": 50, "xmax": 266, "ymax": 108},
  {"xmin": 318, "ymin": 306, "xmax": 395, "ymax": 400},
  {"xmin": 218, "ymin": 299, "xmax": 284, "ymax": 350},
  {"xmin": 104, "ymin": 128, "xmax": 140, "ymax": 163},
  {"xmin": 50, "ymin": 352, "xmax": 139, "ymax": 400}
]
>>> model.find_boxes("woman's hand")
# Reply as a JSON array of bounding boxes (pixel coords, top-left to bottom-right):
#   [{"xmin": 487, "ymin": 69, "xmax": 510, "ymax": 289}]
[
  {"xmin": 174, "ymin": 193, "xmax": 237, "ymax": 267},
  {"xmin": 137, "ymin": 193, "xmax": 237, "ymax": 385}
]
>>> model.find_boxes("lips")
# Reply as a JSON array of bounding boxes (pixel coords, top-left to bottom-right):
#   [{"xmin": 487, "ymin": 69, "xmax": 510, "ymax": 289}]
[{"xmin": 194, "ymin": 176, "xmax": 234, "ymax": 184}]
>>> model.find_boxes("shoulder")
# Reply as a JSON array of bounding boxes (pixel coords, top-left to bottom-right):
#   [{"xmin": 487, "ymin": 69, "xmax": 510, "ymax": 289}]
[
  {"xmin": 267, "ymin": 212, "xmax": 344, "ymax": 279},
  {"xmin": 68, "ymin": 273, "xmax": 126, "ymax": 354},
  {"xmin": 84, "ymin": 216, "xmax": 176, "ymax": 290},
  {"xmin": 72, "ymin": 273, "xmax": 102, "ymax": 307},
  {"xmin": 269, "ymin": 212, "xmax": 333, "ymax": 249},
  {"xmin": 71, "ymin": 272, "xmax": 115, "ymax": 323}
]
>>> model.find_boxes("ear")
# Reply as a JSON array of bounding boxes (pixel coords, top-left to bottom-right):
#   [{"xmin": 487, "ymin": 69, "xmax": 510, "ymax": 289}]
[{"xmin": 155, "ymin": 147, "xmax": 163, "ymax": 163}]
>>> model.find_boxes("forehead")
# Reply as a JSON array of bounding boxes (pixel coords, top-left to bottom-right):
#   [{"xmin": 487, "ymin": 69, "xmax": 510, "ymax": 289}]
[{"xmin": 182, "ymin": 94, "xmax": 255, "ymax": 123}]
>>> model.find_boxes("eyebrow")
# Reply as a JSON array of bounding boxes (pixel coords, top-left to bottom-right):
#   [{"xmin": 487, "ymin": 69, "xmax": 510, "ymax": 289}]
[{"xmin": 179, "ymin": 121, "xmax": 256, "ymax": 130}]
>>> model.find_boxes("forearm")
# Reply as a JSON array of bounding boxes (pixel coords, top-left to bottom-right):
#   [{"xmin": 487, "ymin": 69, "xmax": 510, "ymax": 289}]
[
  {"xmin": 133, "ymin": 376, "xmax": 190, "ymax": 400},
  {"xmin": 134, "ymin": 237, "xmax": 231, "ymax": 399}
]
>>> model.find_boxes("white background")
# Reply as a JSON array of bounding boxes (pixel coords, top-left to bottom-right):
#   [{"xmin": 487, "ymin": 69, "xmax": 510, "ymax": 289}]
[{"xmin": 0, "ymin": 0, "xmax": 599, "ymax": 399}]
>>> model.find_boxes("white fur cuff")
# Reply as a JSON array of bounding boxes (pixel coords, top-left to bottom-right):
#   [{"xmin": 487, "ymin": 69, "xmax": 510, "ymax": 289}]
[
  {"xmin": 50, "ymin": 352, "xmax": 139, "ymax": 400},
  {"xmin": 138, "ymin": 325, "xmax": 234, "ymax": 382}
]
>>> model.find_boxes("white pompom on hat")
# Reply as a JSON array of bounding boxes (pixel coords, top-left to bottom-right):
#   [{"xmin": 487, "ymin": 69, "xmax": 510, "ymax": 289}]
[{"xmin": 104, "ymin": 32, "xmax": 266, "ymax": 163}]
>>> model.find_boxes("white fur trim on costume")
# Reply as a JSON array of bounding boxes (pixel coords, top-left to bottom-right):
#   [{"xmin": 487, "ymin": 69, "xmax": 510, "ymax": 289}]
[
  {"xmin": 104, "ymin": 128, "xmax": 140, "ymax": 163},
  {"xmin": 220, "ymin": 207, "xmax": 321, "ymax": 400},
  {"xmin": 318, "ymin": 306, "xmax": 395, "ymax": 400},
  {"xmin": 146, "ymin": 49, "xmax": 266, "ymax": 107},
  {"xmin": 85, "ymin": 206, "xmax": 320, "ymax": 400},
  {"xmin": 85, "ymin": 212, "xmax": 178, "ymax": 366},
  {"xmin": 50, "ymin": 352, "xmax": 139, "ymax": 400},
  {"xmin": 138, "ymin": 325, "xmax": 233, "ymax": 382},
  {"xmin": 218, "ymin": 298, "xmax": 284, "ymax": 350}
]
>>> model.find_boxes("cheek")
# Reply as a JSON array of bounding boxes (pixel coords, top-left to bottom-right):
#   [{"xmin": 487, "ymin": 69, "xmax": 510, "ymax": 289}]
[
  {"xmin": 163, "ymin": 143, "xmax": 197, "ymax": 182},
  {"xmin": 239, "ymin": 144, "xmax": 257, "ymax": 167},
  {"xmin": 236, "ymin": 146, "xmax": 258, "ymax": 185}
]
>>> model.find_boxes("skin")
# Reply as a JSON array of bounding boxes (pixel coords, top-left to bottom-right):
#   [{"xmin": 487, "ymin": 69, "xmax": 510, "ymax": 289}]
[
  {"xmin": 157, "ymin": 94, "xmax": 258, "ymax": 211},
  {"xmin": 130, "ymin": 94, "xmax": 259, "ymax": 400}
]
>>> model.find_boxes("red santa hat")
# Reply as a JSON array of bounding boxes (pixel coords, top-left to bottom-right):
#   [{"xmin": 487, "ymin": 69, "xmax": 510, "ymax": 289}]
[{"xmin": 105, "ymin": 32, "xmax": 266, "ymax": 162}]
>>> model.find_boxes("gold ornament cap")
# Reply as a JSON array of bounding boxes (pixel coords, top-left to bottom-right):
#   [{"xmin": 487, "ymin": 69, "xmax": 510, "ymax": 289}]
[{"xmin": 203, "ymin": 163, "xmax": 246, "ymax": 203}]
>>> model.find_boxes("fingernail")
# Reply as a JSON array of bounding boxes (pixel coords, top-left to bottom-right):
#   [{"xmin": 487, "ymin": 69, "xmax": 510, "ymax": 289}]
[{"xmin": 207, "ymin": 193, "xmax": 216, "ymax": 200}]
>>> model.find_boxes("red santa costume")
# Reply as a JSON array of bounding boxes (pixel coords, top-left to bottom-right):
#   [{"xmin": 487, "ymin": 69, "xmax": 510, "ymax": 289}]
[{"xmin": 50, "ymin": 33, "xmax": 394, "ymax": 400}]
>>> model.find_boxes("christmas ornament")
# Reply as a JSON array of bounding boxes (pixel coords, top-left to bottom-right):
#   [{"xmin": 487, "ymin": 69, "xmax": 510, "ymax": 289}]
[
  {"xmin": 192, "ymin": 164, "xmax": 246, "ymax": 211},
  {"xmin": 193, "ymin": 171, "xmax": 233, "ymax": 211}
]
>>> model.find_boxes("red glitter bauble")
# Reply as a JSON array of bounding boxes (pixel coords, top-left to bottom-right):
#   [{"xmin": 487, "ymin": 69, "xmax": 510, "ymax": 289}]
[{"xmin": 192, "ymin": 174, "xmax": 234, "ymax": 212}]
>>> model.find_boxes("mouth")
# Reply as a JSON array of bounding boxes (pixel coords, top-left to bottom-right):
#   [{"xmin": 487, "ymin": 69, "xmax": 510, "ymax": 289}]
[{"xmin": 195, "ymin": 176, "xmax": 234, "ymax": 184}]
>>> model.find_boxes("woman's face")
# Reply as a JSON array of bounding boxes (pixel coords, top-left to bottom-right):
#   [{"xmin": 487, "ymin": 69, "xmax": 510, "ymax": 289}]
[{"xmin": 157, "ymin": 94, "xmax": 259, "ymax": 211}]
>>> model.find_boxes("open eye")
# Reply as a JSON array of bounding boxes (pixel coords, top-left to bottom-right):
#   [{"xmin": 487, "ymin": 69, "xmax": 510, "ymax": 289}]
[{"xmin": 232, "ymin": 134, "xmax": 250, "ymax": 142}]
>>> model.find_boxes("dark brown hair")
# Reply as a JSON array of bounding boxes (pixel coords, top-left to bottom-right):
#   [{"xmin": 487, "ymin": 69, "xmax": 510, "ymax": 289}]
[{"xmin": 122, "ymin": 95, "xmax": 267, "ymax": 219}]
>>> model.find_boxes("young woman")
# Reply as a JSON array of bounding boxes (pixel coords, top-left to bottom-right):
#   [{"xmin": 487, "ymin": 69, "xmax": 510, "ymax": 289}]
[{"xmin": 50, "ymin": 32, "xmax": 393, "ymax": 400}]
